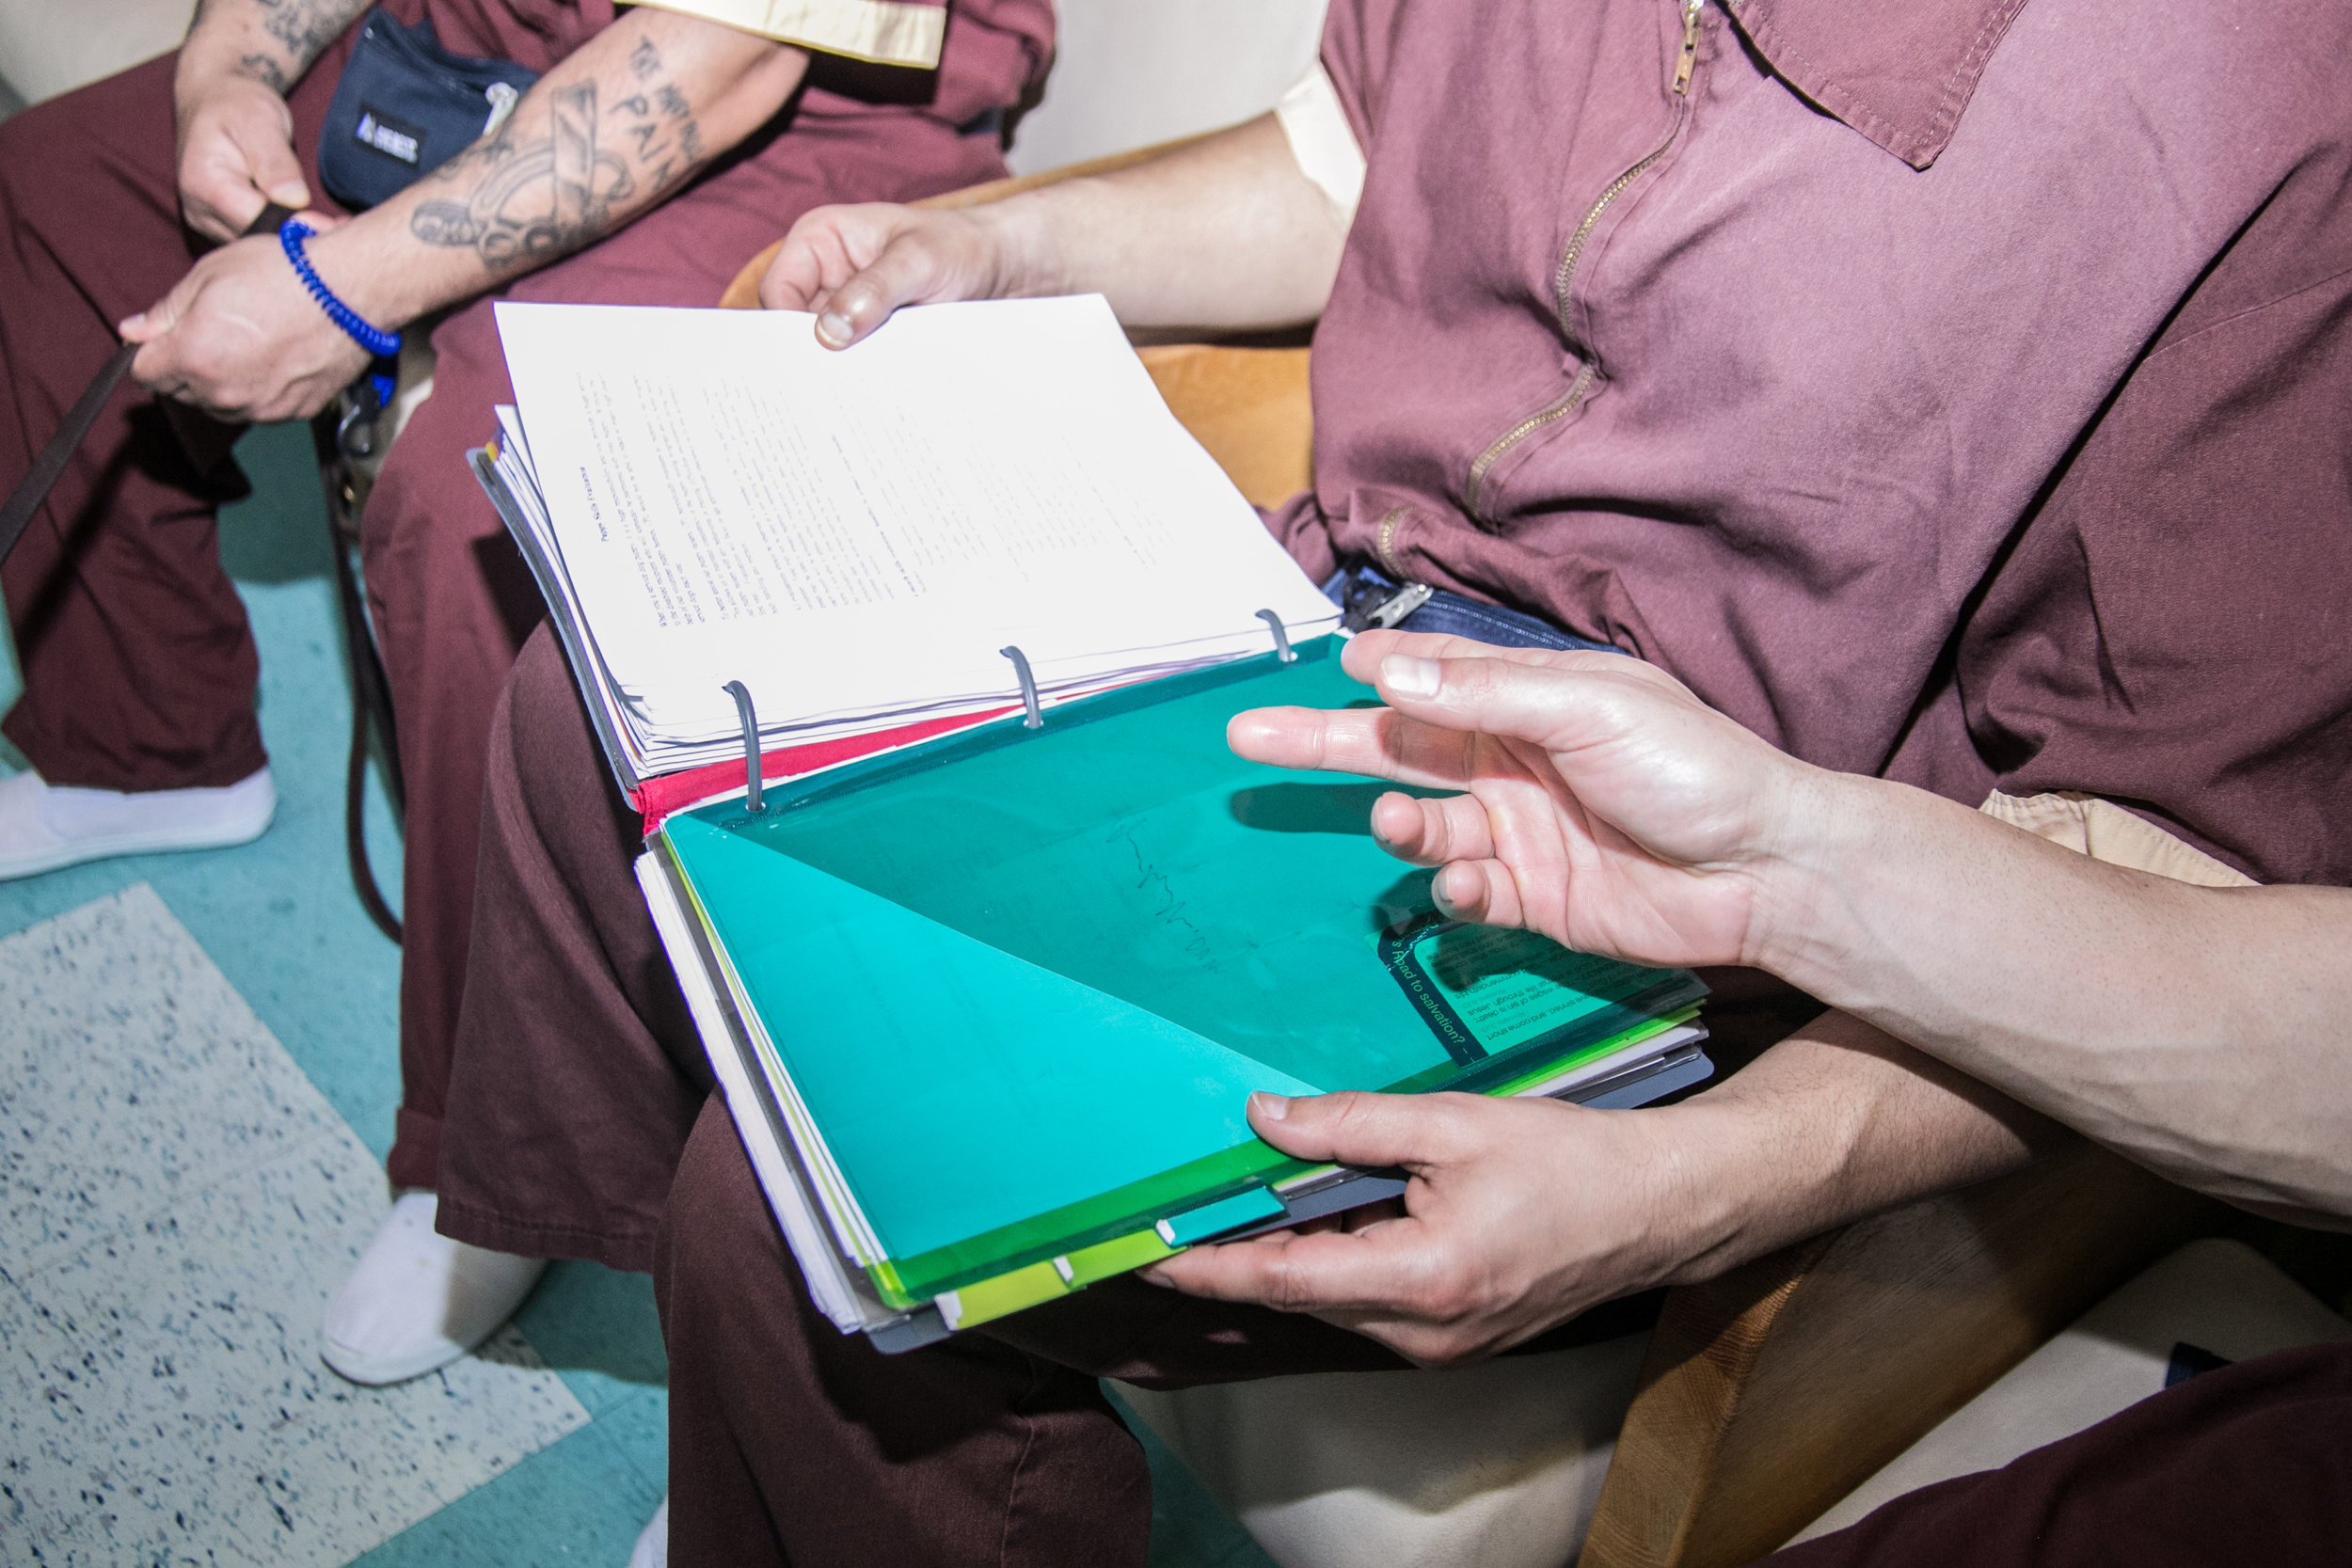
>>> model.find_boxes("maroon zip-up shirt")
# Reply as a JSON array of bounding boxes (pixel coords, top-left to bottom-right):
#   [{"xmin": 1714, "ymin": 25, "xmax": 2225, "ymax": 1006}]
[{"xmin": 1271, "ymin": 0, "xmax": 2352, "ymax": 886}]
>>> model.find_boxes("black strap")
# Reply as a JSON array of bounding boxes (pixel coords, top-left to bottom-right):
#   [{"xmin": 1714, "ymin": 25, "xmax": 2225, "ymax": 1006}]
[
  {"xmin": 0, "ymin": 203, "xmax": 299, "ymax": 568},
  {"xmin": 0, "ymin": 342, "xmax": 138, "ymax": 565}
]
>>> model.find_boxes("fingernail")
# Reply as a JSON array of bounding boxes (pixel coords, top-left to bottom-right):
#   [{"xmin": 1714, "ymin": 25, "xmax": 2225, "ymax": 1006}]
[
  {"xmin": 1249, "ymin": 1091, "xmax": 1291, "ymax": 1122},
  {"xmin": 816, "ymin": 310, "xmax": 853, "ymax": 346},
  {"xmin": 1431, "ymin": 863, "xmax": 1465, "ymax": 918},
  {"xmin": 1381, "ymin": 656, "xmax": 1440, "ymax": 699}
]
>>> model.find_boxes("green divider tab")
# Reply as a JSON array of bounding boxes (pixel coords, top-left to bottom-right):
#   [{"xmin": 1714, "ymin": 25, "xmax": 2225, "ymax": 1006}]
[
  {"xmin": 936, "ymin": 1259, "xmax": 1072, "ymax": 1330},
  {"xmin": 1062, "ymin": 1227, "xmax": 1178, "ymax": 1289},
  {"xmin": 1157, "ymin": 1185, "xmax": 1288, "ymax": 1247}
]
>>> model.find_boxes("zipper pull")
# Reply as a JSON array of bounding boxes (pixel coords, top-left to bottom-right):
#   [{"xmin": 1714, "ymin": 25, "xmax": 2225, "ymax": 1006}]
[{"xmin": 1674, "ymin": 0, "xmax": 1703, "ymax": 95}]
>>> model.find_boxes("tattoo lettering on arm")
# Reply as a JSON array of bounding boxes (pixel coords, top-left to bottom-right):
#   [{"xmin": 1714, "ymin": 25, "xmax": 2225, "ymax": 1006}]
[{"xmin": 619, "ymin": 29, "xmax": 707, "ymax": 184}]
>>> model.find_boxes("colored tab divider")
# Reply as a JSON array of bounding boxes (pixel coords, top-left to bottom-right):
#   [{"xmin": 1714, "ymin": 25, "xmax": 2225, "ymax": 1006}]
[
  {"xmin": 931, "ymin": 1188, "xmax": 1291, "ymax": 1331},
  {"xmin": 934, "ymin": 1227, "xmax": 1182, "ymax": 1330},
  {"xmin": 1155, "ymin": 1185, "xmax": 1288, "ymax": 1247}
]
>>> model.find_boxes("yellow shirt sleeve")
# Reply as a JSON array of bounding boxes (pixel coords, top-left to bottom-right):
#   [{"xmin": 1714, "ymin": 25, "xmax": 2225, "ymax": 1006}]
[
  {"xmin": 621, "ymin": 0, "xmax": 948, "ymax": 70},
  {"xmin": 1979, "ymin": 790, "xmax": 2257, "ymax": 888},
  {"xmin": 1274, "ymin": 62, "xmax": 1366, "ymax": 228}
]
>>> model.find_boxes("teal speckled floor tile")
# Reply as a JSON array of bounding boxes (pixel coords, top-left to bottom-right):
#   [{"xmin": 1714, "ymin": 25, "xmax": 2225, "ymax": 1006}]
[
  {"xmin": 0, "ymin": 886, "xmax": 587, "ymax": 1565},
  {"xmin": 349, "ymin": 1388, "xmax": 668, "ymax": 1568},
  {"xmin": 512, "ymin": 1262, "xmax": 669, "ymax": 1419}
]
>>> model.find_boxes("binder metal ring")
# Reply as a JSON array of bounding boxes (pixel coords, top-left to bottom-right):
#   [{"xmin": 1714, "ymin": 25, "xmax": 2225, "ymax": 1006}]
[
  {"xmin": 1256, "ymin": 609, "xmax": 1297, "ymax": 663},
  {"xmin": 1000, "ymin": 646, "xmax": 1045, "ymax": 729},
  {"xmin": 722, "ymin": 680, "xmax": 767, "ymax": 815}
]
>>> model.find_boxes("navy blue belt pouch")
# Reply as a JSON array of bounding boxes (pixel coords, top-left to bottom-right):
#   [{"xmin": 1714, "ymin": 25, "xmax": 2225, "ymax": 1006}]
[{"xmin": 318, "ymin": 9, "xmax": 540, "ymax": 210}]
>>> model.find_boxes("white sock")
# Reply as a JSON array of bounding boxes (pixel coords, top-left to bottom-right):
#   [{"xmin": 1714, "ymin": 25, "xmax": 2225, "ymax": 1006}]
[
  {"xmin": 0, "ymin": 766, "xmax": 275, "ymax": 879},
  {"xmin": 629, "ymin": 1497, "xmax": 669, "ymax": 1568},
  {"xmin": 320, "ymin": 1191, "xmax": 547, "ymax": 1386}
]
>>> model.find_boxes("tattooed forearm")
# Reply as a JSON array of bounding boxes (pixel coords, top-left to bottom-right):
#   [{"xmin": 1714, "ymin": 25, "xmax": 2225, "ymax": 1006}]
[
  {"xmin": 185, "ymin": 0, "xmax": 366, "ymax": 91},
  {"xmin": 407, "ymin": 36, "xmax": 718, "ymax": 274},
  {"xmin": 256, "ymin": 0, "xmax": 357, "ymax": 70},
  {"xmin": 234, "ymin": 52, "xmax": 290, "ymax": 92},
  {"xmin": 410, "ymin": 83, "xmax": 639, "ymax": 270}
]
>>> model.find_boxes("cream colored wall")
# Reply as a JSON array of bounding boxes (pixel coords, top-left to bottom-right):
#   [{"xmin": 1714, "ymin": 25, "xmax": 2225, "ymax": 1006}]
[
  {"xmin": 1007, "ymin": 0, "xmax": 1328, "ymax": 174},
  {"xmin": 0, "ymin": 0, "xmax": 195, "ymax": 105},
  {"xmin": 0, "ymin": 0, "xmax": 1328, "ymax": 155}
]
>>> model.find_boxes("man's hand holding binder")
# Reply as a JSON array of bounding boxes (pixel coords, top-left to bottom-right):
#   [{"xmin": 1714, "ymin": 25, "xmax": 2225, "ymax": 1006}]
[{"xmin": 1148, "ymin": 629, "xmax": 2051, "ymax": 1363}]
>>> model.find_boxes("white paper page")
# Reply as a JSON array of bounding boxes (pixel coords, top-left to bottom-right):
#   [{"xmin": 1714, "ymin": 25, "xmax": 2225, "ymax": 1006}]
[{"xmin": 496, "ymin": 297, "xmax": 1335, "ymax": 740}]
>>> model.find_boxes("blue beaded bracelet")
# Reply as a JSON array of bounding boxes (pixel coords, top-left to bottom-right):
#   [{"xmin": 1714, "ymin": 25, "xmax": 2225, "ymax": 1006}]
[{"xmin": 279, "ymin": 218, "xmax": 402, "ymax": 360}]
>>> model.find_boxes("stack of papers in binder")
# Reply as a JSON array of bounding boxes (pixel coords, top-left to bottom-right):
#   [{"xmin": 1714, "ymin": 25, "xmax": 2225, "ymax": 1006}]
[
  {"xmin": 476, "ymin": 295, "xmax": 1341, "ymax": 792},
  {"xmin": 475, "ymin": 296, "xmax": 1714, "ymax": 1350}
]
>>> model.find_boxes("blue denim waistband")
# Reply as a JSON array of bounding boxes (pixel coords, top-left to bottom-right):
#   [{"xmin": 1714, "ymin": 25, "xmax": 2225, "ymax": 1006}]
[{"xmin": 1322, "ymin": 564, "xmax": 1621, "ymax": 656}]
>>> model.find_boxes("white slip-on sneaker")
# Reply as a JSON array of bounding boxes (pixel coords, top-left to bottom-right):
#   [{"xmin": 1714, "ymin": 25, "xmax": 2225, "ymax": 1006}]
[
  {"xmin": 320, "ymin": 1190, "xmax": 548, "ymax": 1386},
  {"xmin": 0, "ymin": 765, "xmax": 276, "ymax": 879},
  {"xmin": 629, "ymin": 1497, "xmax": 669, "ymax": 1568}
]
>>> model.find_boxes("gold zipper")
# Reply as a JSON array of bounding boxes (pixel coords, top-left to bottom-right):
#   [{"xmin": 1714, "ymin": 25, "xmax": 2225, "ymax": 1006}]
[
  {"xmin": 1674, "ymin": 0, "xmax": 1704, "ymax": 94},
  {"xmin": 1463, "ymin": 0, "xmax": 1704, "ymax": 523},
  {"xmin": 1374, "ymin": 505, "xmax": 1409, "ymax": 577},
  {"xmin": 1462, "ymin": 363, "xmax": 1597, "ymax": 520}
]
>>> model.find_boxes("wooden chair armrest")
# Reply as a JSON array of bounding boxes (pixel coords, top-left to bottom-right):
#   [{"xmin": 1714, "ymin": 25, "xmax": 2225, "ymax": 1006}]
[
  {"xmin": 717, "ymin": 135, "xmax": 1212, "ymax": 310},
  {"xmin": 1132, "ymin": 342, "xmax": 1312, "ymax": 510},
  {"xmin": 1579, "ymin": 1141, "xmax": 2225, "ymax": 1568}
]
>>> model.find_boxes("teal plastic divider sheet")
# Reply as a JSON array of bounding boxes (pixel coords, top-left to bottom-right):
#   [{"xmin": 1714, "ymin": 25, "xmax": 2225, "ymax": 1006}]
[
  {"xmin": 666, "ymin": 815, "xmax": 1317, "ymax": 1260},
  {"xmin": 663, "ymin": 638, "xmax": 1698, "ymax": 1269}
]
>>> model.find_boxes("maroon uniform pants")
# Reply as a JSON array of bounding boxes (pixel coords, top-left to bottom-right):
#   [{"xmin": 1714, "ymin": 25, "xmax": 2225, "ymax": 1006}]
[
  {"xmin": 0, "ymin": 20, "xmax": 1012, "ymax": 1190},
  {"xmin": 1758, "ymin": 1339, "xmax": 2352, "ymax": 1567}
]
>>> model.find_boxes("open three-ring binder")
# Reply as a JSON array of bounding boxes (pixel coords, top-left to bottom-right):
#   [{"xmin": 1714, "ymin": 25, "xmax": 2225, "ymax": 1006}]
[{"xmin": 472, "ymin": 296, "xmax": 1711, "ymax": 1351}]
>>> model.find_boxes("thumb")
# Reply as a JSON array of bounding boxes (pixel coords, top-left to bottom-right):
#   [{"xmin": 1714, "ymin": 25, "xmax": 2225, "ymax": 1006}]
[
  {"xmin": 806, "ymin": 228, "xmax": 973, "ymax": 348},
  {"xmin": 1369, "ymin": 647, "xmax": 1681, "ymax": 759},
  {"xmin": 119, "ymin": 289, "xmax": 184, "ymax": 343},
  {"xmin": 122, "ymin": 269, "xmax": 200, "ymax": 361},
  {"xmin": 1248, "ymin": 1090, "xmax": 1469, "ymax": 1172},
  {"xmin": 247, "ymin": 142, "xmax": 310, "ymax": 213},
  {"xmin": 230, "ymin": 111, "xmax": 310, "ymax": 213}
]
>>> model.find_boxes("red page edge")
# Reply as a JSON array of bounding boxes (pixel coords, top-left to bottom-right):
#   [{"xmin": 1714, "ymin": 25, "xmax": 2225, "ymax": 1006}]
[{"xmin": 634, "ymin": 705, "xmax": 1022, "ymax": 832}]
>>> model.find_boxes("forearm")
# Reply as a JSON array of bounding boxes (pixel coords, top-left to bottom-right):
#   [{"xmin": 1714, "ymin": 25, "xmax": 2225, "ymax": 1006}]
[
  {"xmin": 179, "ymin": 0, "xmax": 367, "ymax": 96},
  {"xmin": 1760, "ymin": 772, "xmax": 2352, "ymax": 1225},
  {"xmin": 309, "ymin": 10, "xmax": 807, "ymax": 325},
  {"xmin": 1649, "ymin": 1008, "xmax": 2056, "ymax": 1286},
  {"xmin": 975, "ymin": 114, "xmax": 1348, "ymax": 332}
]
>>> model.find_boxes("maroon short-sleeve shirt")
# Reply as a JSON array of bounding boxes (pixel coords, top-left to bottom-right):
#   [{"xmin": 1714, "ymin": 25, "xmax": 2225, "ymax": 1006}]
[{"xmin": 1276, "ymin": 0, "xmax": 2352, "ymax": 885}]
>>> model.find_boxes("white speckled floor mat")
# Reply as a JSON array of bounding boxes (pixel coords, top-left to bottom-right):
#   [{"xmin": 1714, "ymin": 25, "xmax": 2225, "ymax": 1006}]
[{"xmin": 0, "ymin": 884, "xmax": 587, "ymax": 1566}]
